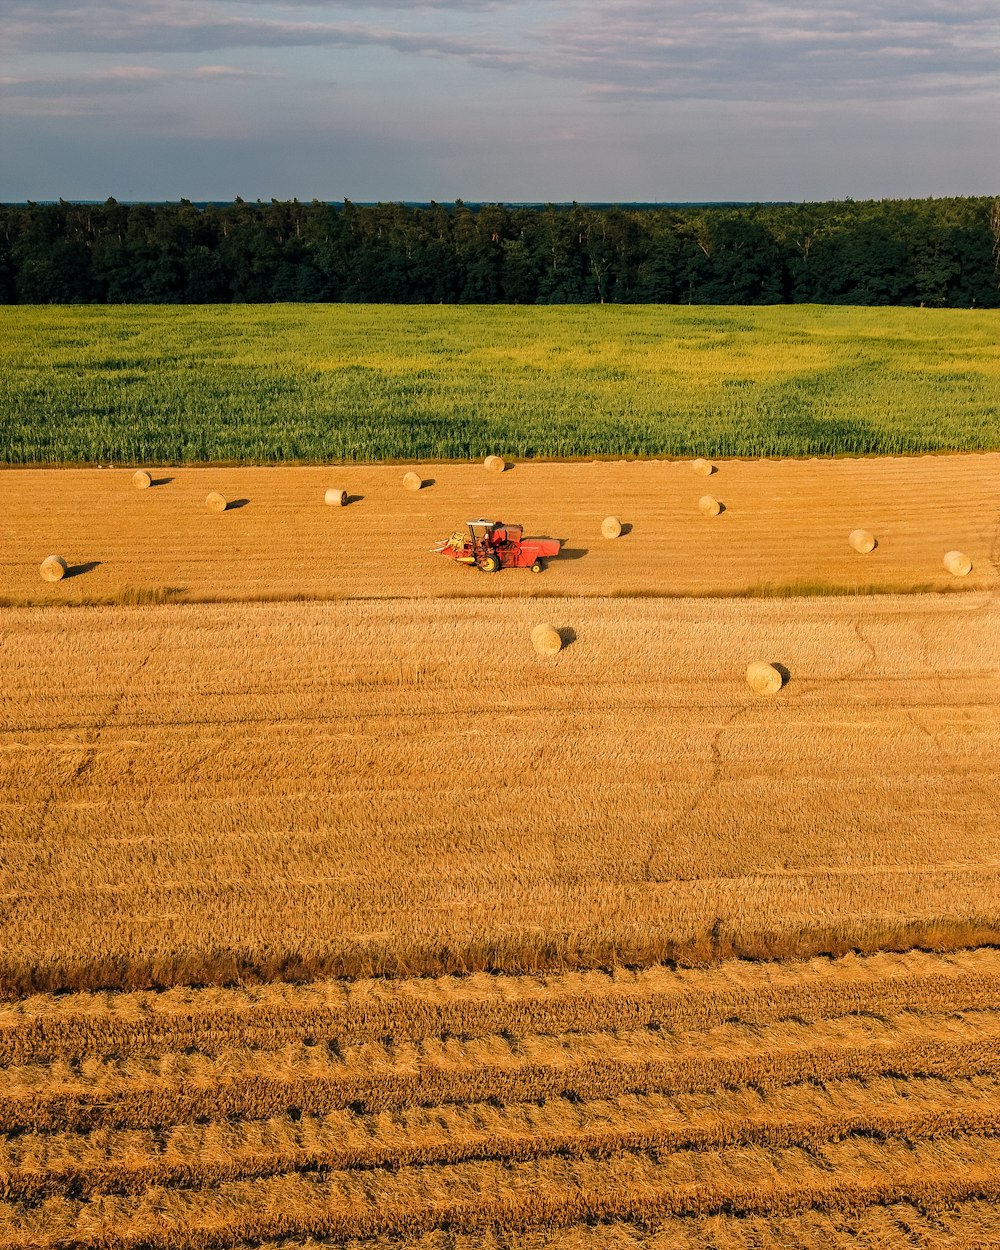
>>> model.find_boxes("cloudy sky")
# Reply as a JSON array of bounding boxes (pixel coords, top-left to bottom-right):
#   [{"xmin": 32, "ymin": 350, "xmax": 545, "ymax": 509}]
[{"xmin": 1, "ymin": 0, "xmax": 997, "ymax": 201}]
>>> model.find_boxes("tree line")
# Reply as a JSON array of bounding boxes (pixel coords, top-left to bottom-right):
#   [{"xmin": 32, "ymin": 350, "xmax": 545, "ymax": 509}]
[{"xmin": 1, "ymin": 196, "xmax": 997, "ymax": 307}]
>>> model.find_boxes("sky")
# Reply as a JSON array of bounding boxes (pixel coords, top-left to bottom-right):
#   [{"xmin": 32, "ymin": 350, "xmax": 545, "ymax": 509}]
[{"xmin": 1, "ymin": 0, "xmax": 997, "ymax": 202}]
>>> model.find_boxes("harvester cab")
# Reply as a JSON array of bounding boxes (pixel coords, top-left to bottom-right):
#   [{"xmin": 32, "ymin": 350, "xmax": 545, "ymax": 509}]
[{"xmin": 435, "ymin": 519, "xmax": 560, "ymax": 573}]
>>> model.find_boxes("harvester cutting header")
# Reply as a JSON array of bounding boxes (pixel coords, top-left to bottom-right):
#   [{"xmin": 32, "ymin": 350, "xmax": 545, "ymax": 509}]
[{"xmin": 435, "ymin": 520, "xmax": 561, "ymax": 573}]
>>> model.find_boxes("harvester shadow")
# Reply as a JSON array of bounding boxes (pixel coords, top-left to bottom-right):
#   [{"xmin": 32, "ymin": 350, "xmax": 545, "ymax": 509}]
[
  {"xmin": 65, "ymin": 560, "xmax": 101, "ymax": 579},
  {"xmin": 771, "ymin": 662, "xmax": 791, "ymax": 687},
  {"xmin": 555, "ymin": 546, "xmax": 588, "ymax": 561},
  {"xmin": 558, "ymin": 626, "xmax": 577, "ymax": 649},
  {"xmin": 150, "ymin": 476, "xmax": 174, "ymax": 487},
  {"xmin": 226, "ymin": 498, "xmax": 250, "ymax": 510}
]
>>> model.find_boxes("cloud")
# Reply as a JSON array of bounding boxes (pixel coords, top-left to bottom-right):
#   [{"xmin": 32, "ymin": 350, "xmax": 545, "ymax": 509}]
[{"xmin": 3, "ymin": 0, "xmax": 996, "ymax": 110}]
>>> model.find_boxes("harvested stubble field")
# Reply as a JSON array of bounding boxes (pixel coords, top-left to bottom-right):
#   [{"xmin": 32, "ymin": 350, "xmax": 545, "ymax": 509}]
[
  {"xmin": 3, "ymin": 950, "xmax": 1000, "ymax": 1246},
  {"xmin": 1, "ymin": 588, "xmax": 998, "ymax": 988},
  {"xmin": 2, "ymin": 451, "xmax": 1000, "ymax": 1246},
  {"xmin": 0, "ymin": 453, "xmax": 997, "ymax": 604}
]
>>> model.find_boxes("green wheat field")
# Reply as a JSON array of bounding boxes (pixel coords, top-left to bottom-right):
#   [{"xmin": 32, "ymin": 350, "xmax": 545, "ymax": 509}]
[{"xmin": 2, "ymin": 304, "xmax": 998, "ymax": 463}]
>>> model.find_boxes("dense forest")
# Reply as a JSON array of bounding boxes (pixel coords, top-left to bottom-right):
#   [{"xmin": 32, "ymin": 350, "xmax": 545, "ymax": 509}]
[{"xmin": 1, "ymin": 196, "xmax": 997, "ymax": 307}]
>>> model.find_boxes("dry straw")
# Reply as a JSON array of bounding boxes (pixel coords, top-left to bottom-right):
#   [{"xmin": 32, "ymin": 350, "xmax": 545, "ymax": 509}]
[
  {"xmin": 849, "ymin": 529, "xmax": 877, "ymax": 554},
  {"xmin": 325, "ymin": 489, "xmax": 348, "ymax": 507},
  {"xmin": 39, "ymin": 555, "xmax": 68, "ymax": 582},
  {"xmin": 132, "ymin": 470, "xmax": 152, "ymax": 490},
  {"xmin": 698, "ymin": 495, "xmax": 722, "ymax": 516},
  {"xmin": 403, "ymin": 471, "xmax": 423, "ymax": 492},
  {"xmin": 693, "ymin": 458, "xmax": 716, "ymax": 476},
  {"xmin": 944, "ymin": 550, "xmax": 972, "ymax": 577},
  {"xmin": 531, "ymin": 623, "xmax": 563, "ymax": 657},
  {"xmin": 205, "ymin": 492, "xmax": 228, "ymax": 513},
  {"xmin": 746, "ymin": 661, "xmax": 783, "ymax": 694},
  {"xmin": 601, "ymin": 516, "xmax": 622, "ymax": 539},
  {"xmin": 484, "ymin": 455, "xmax": 506, "ymax": 474}
]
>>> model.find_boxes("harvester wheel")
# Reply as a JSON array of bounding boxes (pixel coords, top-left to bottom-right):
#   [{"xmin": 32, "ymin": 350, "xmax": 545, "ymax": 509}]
[
  {"xmin": 478, "ymin": 554, "xmax": 500, "ymax": 573},
  {"xmin": 531, "ymin": 561, "xmax": 543, "ymax": 574}
]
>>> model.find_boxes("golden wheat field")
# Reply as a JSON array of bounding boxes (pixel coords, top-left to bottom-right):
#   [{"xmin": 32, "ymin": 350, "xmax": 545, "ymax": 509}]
[{"xmin": 2, "ymin": 453, "xmax": 999, "ymax": 1246}]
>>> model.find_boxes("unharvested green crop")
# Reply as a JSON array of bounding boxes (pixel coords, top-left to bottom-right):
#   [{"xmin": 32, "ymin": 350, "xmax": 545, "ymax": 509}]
[{"xmin": 1, "ymin": 304, "xmax": 998, "ymax": 463}]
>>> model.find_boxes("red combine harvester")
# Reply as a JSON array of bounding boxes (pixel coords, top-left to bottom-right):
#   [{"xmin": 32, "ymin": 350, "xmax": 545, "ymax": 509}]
[{"xmin": 435, "ymin": 519, "xmax": 561, "ymax": 573}]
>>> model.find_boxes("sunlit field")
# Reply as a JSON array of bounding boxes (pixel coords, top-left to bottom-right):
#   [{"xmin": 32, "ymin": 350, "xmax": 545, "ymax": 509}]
[{"xmin": 2, "ymin": 304, "xmax": 999, "ymax": 463}]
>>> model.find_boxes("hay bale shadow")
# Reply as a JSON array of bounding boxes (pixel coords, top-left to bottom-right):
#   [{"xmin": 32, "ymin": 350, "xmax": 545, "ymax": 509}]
[
  {"xmin": 150, "ymin": 476, "xmax": 174, "ymax": 487},
  {"xmin": 716, "ymin": 502, "xmax": 727, "ymax": 515},
  {"xmin": 65, "ymin": 560, "xmax": 101, "ymax": 579},
  {"xmin": 346, "ymin": 494, "xmax": 365, "ymax": 505},
  {"xmin": 227, "ymin": 498, "xmax": 250, "ymax": 510},
  {"xmin": 421, "ymin": 479, "xmax": 436, "ymax": 490},
  {"xmin": 619, "ymin": 522, "xmax": 633, "ymax": 537},
  {"xmin": 771, "ymin": 662, "xmax": 791, "ymax": 687},
  {"xmin": 558, "ymin": 626, "xmax": 577, "ymax": 649}
]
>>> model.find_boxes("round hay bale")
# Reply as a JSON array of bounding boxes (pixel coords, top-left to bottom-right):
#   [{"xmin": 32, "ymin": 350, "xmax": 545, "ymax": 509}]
[
  {"xmin": 132, "ymin": 470, "xmax": 152, "ymax": 490},
  {"xmin": 944, "ymin": 550, "xmax": 972, "ymax": 577},
  {"xmin": 39, "ymin": 555, "xmax": 68, "ymax": 583},
  {"xmin": 693, "ymin": 458, "xmax": 715, "ymax": 476},
  {"xmin": 531, "ymin": 623, "xmax": 562, "ymax": 657},
  {"xmin": 325, "ymin": 488, "xmax": 348, "ymax": 507},
  {"xmin": 205, "ymin": 491, "xmax": 228, "ymax": 513},
  {"xmin": 849, "ymin": 528, "xmax": 877, "ymax": 554},
  {"xmin": 484, "ymin": 455, "xmax": 506, "ymax": 474},
  {"xmin": 403, "ymin": 471, "xmax": 423, "ymax": 492},
  {"xmin": 698, "ymin": 495, "xmax": 721, "ymax": 516},
  {"xmin": 746, "ymin": 661, "xmax": 783, "ymax": 695},
  {"xmin": 601, "ymin": 516, "xmax": 622, "ymax": 539}
]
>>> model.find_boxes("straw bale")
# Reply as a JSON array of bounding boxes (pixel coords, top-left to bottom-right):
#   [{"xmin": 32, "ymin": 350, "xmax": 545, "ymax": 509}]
[
  {"xmin": 325, "ymin": 489, "xmax": 348, "ymax": 507},
  {"xmin": 531, "ymin": 623, "xmax": 563, "ymax": 657},
  {"xmin": 698, "ymin": 495, "xmax": 722, "ymax": 516},
  {"xmin": 205, "ymin": 492, "xmax": 228, "ymax": 513},
  {"xmin": 39, "ymin": 555, "xmax": 68, "ymax": 582},
  {"xmin": 403, "ymin": 472, "xmax": 423, "ymax": 492},
  {"xmin": 132, "ymin": 470, "xmax": 152, "ymax": 490},
  {"xmin": 484, "ymin": 456, "xmax": 506, "ymax": 474},
  {"xmin": 746, "ymin": 661, "xmax": 783, "ymax": 694},
  {"xmin": 693, "ymin": 458, "xmax": 716, "ymax": 476},
  {"xmin": 849, "ymin": 529, "xmax": 877, "ymax": 554},
  {"xmin": 601, "ymin": 516, "xmax": 622, "ymax": 539},
  {"xmin": 944, "ymin": 550, "xmax": 972, "ymax": 577}
]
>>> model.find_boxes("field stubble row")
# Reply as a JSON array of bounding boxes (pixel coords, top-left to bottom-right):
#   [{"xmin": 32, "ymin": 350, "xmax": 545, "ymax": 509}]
[{"xmin": 3, "ymin": 950, "xmax": 1000, "ymax": 1246}]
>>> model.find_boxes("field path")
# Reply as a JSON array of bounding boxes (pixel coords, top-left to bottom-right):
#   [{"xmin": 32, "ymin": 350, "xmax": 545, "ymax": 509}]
[{"xmin": 1, "ymin": 454, "xmax": 997, "ymax": 603}]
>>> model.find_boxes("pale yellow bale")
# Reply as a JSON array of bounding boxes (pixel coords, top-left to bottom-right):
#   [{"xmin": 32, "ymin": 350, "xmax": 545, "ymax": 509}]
[
  {"xmin": 205, "ymin": 492, "xmax": 228, "ymax": 513},
  {"xmin": 484, "ymin": 455, "xmax": 506, "ymax": 474},
  {"xmin": 849, "ymin": 529, "xmax": 877, "ymax": 554},
  {"xmin": 693, "ymin": 458, "xmax": 715, "ymax": 476},
  {"xmin": 132, "ymin": 470, "xmax": 152, "ymax": 490},
  {"xmin": 746, "ymin": 661, "xmax": 783, "ymax": 695},
  {"xmin": 531, "ymin": 623, "xmax": 563, "ymax": 657},
  {"xmin": 944, "ymin": 550, "xmax": 972, "ymax": 577},
  {"xmin": 601, "ymin": 516, "xmax": 622, "ymax": 539},
  {"xmin": 403, "ymin": 471, "xmax": 423, "ymax": 492},
  {"xmin": 39, "ymin": 555, "xmax": 68, "ymax": 582},
  {"xmin": 324, "ymin": 488, "xmax": 348, "ymax": 507},
  {"xmin": 698, "ymin": 495, "xmax": 722, "ymax": 516}
]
